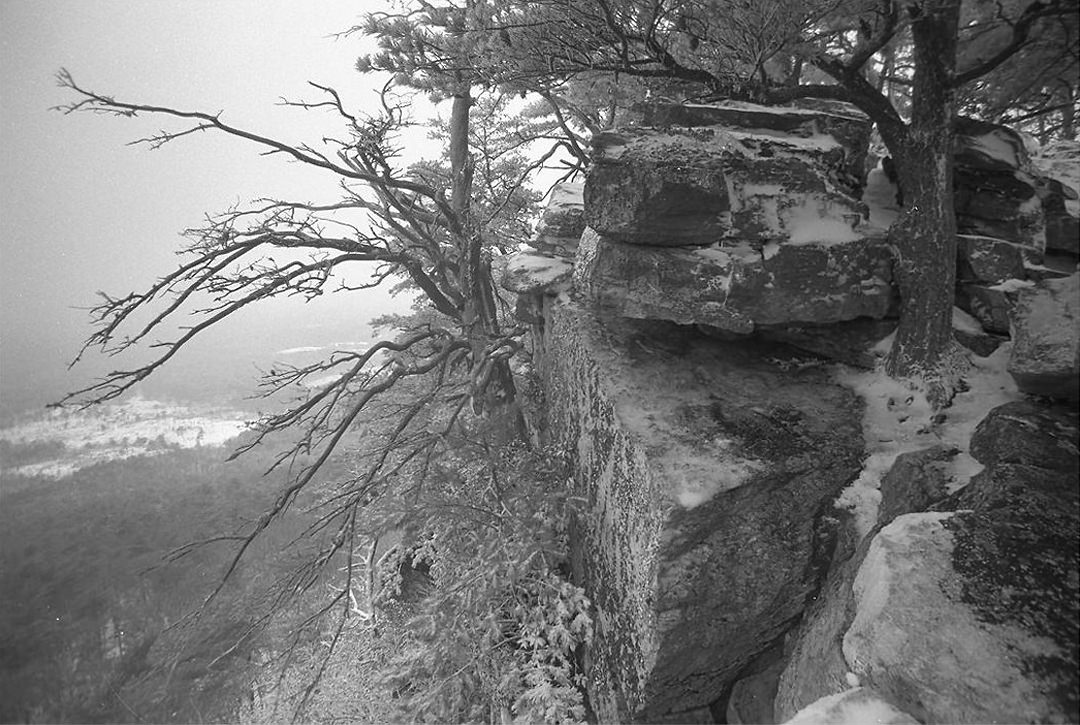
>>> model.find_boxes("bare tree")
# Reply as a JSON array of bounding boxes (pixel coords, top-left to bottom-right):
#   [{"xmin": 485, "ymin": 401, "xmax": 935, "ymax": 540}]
[{"xmin": 54, "ymin": 60, "xmax": 550, "ymax": 619}]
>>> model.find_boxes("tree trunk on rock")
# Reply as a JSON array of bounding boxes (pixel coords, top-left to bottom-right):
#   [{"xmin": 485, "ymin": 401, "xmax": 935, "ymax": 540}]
[{"xmin": 880, "ymin": 0, "xmax": 960, "ymax": 391}]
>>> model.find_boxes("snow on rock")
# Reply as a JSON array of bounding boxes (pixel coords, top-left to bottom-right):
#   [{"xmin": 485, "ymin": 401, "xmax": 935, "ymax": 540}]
[
  {"xmin": 860, "ymin": 166, "xmax": 900, "ymax": 231},
  {"xmin": 585, "ymin": 103, "xmax": 869, "ymax": 247},
  {"xmin": 834, "ymin": 342, "xmax": 1020, "ymax": 538},
  {"xmin": 574, "ymin": 228, "xmax": 894, "ymax": 334},
  {"xmin": 956, "ymin": 234, "xmax": 1027, "ymax": 284},
  {"xmin": 1032, "ymin": 138, "xmax": 1080, "ymax": 217},
  {"xmin": 781, "ymin": 687, "xmax": 917, "ymax": 725},
  {"xmin": 843, "ymin": 502, "xmax": 1078, "ymax": 724},
  {"xmin": 493, "ymin": 250, "xmax": 573, "ymax": 295}
]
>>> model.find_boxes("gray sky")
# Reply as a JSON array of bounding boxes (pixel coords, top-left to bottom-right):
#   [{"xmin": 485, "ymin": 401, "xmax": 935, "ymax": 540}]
[{"xmin": 0, "ymin": 1, "xmax": 427, "ymax": 413}]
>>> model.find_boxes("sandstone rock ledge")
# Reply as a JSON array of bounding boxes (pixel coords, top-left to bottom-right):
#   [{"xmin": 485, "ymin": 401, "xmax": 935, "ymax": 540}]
[{"xmin": 541, "ymin": 299, "xmax": 864, "ymax": 721}]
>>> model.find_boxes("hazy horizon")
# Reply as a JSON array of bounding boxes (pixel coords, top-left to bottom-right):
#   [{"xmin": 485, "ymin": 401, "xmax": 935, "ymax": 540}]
[{"xmin": 0, "ymin": 1, "xmax": 432, "ymax": 418}]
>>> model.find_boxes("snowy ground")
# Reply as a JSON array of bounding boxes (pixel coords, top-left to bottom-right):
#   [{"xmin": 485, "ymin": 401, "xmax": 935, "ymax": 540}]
[
  {"xmin": 833, "ymin": 336, "xmax": 1021, "ymax": 538},
  {"xmin": 0, "ymin": 397, "xmax": 253, "ymax": 479}
]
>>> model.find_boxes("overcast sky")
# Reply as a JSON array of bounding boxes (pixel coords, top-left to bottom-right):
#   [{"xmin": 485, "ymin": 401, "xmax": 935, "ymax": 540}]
[{"xmin": 0, "ymin": 1, "xmax": 432, "ymax": 414}]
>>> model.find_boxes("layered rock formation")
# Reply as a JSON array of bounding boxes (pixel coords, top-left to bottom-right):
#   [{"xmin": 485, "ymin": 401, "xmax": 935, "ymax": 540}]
[
  {"xmin": 498, "ymin": 99, "xmax": 1079, "ymax": 723},
  {"xmin": 542, "ymin": 303, "xmax": 863, "ymax": 721}
]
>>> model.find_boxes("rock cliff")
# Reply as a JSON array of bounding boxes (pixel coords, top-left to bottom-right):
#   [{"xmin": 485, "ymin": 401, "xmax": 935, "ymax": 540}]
[{"xmin": 497, "ymin": 100, "xmax": 1079, "ymax": 723}]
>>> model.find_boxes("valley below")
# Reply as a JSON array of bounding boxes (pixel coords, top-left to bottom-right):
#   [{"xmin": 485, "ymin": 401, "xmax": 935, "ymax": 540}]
[{"xmin": 0, "ymin": 396, "xmax": 344, "ymax": 723}]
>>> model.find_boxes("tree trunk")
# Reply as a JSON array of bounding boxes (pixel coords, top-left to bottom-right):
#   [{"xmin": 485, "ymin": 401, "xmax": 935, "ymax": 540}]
[{"xmin": 881, "ymin": 0, "xmax": 960, "ymax": 391}]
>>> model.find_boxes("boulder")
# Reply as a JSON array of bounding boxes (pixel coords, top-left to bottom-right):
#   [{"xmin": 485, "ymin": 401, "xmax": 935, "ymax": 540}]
[
  {"xmin": 585, "ymin": 104, "xmax": 870, "ymax": 246},
  {"xmin": 574, "ymin": 228, "xmax": 895, "ymax": 333},
  {"xmin": 774, "ymin": 442, "xmax": 952, "ymax": 722},
  {"xmin": 955, "ymin": 234, "xmax": 1026, "ymax": 284},
  {"xmin": 632, "ymin": 100, "xmax": 871, "ymax": 196},
  {"xmin": 493, "ymin": 250, "xmax": 573, "ymax": 295},
  {"xmin": 951, "ymin": 306, "xmax": 1007, "ymax": 357},
  {"xmin": 953, "ymin": 118, "xmax": 1047, "ymax": 250},
  {"xmin": 528, "ymin": 182, "xmax": 585, "ymax": 258},
  {"xmin": 541, "ymin": 300, "xmax": 864, "ymax": 721},
  {"xmin": 843, "ymin": 502, "xmax": 1078, "ymax": 724},
  {"xmin": 968, "ymin": 400, "xmax": 1079, "ymax": 474},
  {"xmin": 957, "ymin": 280, "xmax": 1031, "ymax": 334},
  {"xmin": 876, "ymin": 445, "xmax": 954, "ymax": 528},
  {"xmin": 1008, "ymin": 272, "xmax": 1080, "ymax": 399},
  {"xmin": 781, "ymin": 688, "xmax": 918, "ymax": 725}
]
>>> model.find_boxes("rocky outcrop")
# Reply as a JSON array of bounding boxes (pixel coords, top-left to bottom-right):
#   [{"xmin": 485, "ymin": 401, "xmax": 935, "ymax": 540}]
[
  {"xmin": 1008, "ymin": 272, "xmax": 1080, "ymax": 399},
  {"xmin": 493, "ymin": 250, "xmax": 573, "ymax": 296},
  {"xmin": 497, "ymin": 100, "xmax": 1080, "ymax": 725},
  {"xmin": 774, "ymin": 443, "xmax": 954, "ymax": 722},
  {"xmin": 955, "ymin": 234, "xmax": 1027, "ymax": 284},
  {"xmin": 779, "ymin": 400, "xmax": 1079, "ymax": 724},
  {"xmin": 585, "ymin": 101, "xmax": 870, "ymax": 247},
  {"xmin": 844, "ymin": 494, "xmax": 1078, "ymax": 724},
  {"xmin": 1032, "ymin": 139, "xmax": 1080, "ymax": 257},
  {"xmin": 968, "ymin": 400, "xmax": 1079, "ymax": 473},
  {"xmin": 956, "ymin": 279, "xmax": 1032, "ymax": 335},
  {"xmin": 528, "ymin": 182, "xmax": 585, "ymax": 259},
  {"xmin": 574, "ymin": 228, "xmax": 895, "ymax": 333},
  {"xmin": 953, "ymin": 118, "xmax": 1046, "ymax": 251},
  {"xmin": 629, "ymin": 101, "xmax": 871, "ymax": 197},
  {"xmin": 541, "ymin": 299, "xmax": 864, "ymax": 721}
]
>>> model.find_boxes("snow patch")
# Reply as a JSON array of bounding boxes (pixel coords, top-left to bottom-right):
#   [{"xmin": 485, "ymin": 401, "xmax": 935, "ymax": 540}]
[
  {"xmin": 785, "ymin": 199, "xmax": 863, "ymax": 245},
  {"xmin": 952, "ymin": 306, "xmax": 983, "ymax": 335},
  {"xmin": 987, "ymin": 278, "xmax": 1035, "ymax": 293},
  {"xmin": 782, "ymin": 687, "xmax": 918, "ymax": 725},
  {"xmin": 833, "ymin": 343, "xmax": 1020, "ymax": 538}
]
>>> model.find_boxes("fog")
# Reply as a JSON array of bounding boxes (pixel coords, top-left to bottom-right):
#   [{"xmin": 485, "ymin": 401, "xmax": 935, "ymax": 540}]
[{"xmin": 0, "ymin": 1, "xmax": 425, "ymax": 417}]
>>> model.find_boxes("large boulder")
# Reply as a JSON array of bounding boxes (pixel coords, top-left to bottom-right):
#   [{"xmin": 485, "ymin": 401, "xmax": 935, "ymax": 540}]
[
  {"xmin": 953, "ymin": 118, "xmax": 1046, "ymax": 251},
  {"xmin": 528, "ymin": 182, "xmax": 585, "ymax": 259},
  {"xmin": 968, "ymin": 400, "xmax": 1079, "ymax": 474},
  {"xmin": 1008, "ymin": 272, "xmax": 1080, "ymax": 399},
  {"xmin": 844, "ymin": 480, "xmax": 1078, "ymax": 725},
  {"xmin": 956, "ymin": 280, "xmax": 1032, "ymax": 335},
  {"xmin": 541, "ymin": 300, "xmax": 864, "ymax": 721},
  {"xmin": 774, "ymin": 444, "xmax": 954, "ymax": 722},
  {"xmin": 574, "ymin": 228, "xmax": 895, "ymax": 333},
  {"xmin": 955, "ymin": 234, "xmax": 1027, "ymax": 284},
  {"xmin": 585, "ymin": 102, "xmax": 870, "ymax": 247}
]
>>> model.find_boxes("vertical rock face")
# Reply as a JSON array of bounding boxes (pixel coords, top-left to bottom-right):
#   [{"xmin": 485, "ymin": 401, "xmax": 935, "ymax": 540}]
[{"xmin": 541, "ymin": 300, "xmax": 863, "ymax": 721}]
